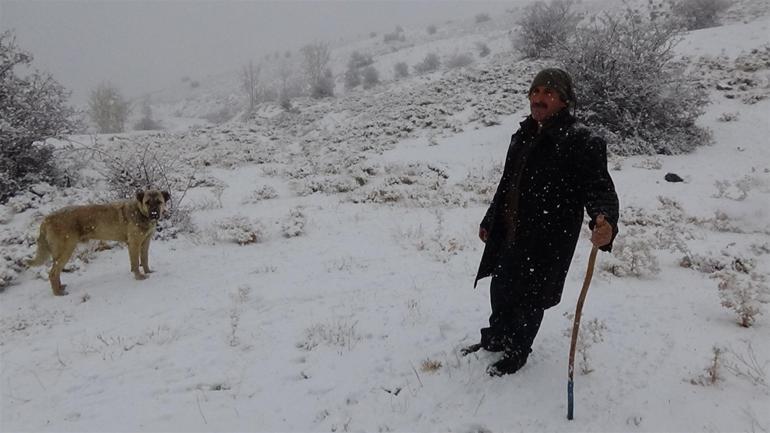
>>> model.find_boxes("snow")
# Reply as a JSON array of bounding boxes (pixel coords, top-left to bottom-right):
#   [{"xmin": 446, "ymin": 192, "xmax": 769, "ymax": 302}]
[{"xmin": 2, "ymin": 4, "xmax": 770, "ymax": 433}]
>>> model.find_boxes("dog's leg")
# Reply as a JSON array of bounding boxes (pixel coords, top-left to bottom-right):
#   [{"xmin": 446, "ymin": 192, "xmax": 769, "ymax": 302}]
[
  {"xmin": 49, "ymin": 241, "xmax": 76, "ymax": 296},
  {"xmin": 127, "ymin": 237, "xmax": 147, "ymax": 280},
  {"xmin": 140, "ymin": 234, "xmax": 153, "ymax": 274}
]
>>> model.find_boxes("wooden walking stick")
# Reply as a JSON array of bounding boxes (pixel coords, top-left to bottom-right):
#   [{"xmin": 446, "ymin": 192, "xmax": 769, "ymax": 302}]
[{"xmin": 567, "ymin": 244, "xmax": 599, "ymax": 420}]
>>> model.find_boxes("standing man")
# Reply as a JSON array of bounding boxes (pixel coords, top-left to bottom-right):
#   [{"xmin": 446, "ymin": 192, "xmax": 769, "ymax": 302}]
[{"xmin": 465, "ymin": 68, "xmax": 619, "ymax": 376}]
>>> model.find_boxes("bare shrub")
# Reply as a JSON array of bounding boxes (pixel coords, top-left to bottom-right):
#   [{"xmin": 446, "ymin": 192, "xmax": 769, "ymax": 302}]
[
  {"xmin": 134, "ymin": 97, "xmax": 162, "ymax": 131},
  {"xmin": 213, "ymin": 215, "xmax": 266, "ymax": 245},
  {"xmin": 559, "ymin": 7, "xmax": 711, "ymax": 155},
  {"xmin": 394, "ymin": 62, "xmax": 410, "ymax": 79},
  {"xmin": 414, "ymin": 53, "xmax": 441, "ymax": 74},
  {"xmin": 241, "ymin": 60, "xmax": 261, "ymax": 114},
  {"xmin": 690, "ymin": 346, "xmax": 725, "ymax": 386},
  {"xmin": 446, "ymin": 53, "xmax": 474, "ymax": 69},
  {"xmin": 88, "ymin": 82, "xmax": 131, "ymax": 133},
  {"xmin": 514, "ymin": 0, "xmax": 580, "ymax": 58},
  {"xmin": 725, "ymin": 341, "xmax": 768, "ymax": 389},
  {"xmin": 297, "ymin": 320, "xmax": 361, "ymax": 353},
  {"xmin": 670, "ymin": 0, "xmax": 732, "ymax": 30},
  {"xmin": 563, "ymin": 314, "xmax": 607, "ymax": 375},
  {"xmin": 242, "ymin": 185, "xmax": 278, "ymax": 204},
  {"xmin": 713, "ymin": 270, "xmax": 769, "ymax": 328},
  {"xmin": 420, "ymin": 359, "xmax": 443, "ymax": 373},
  {"xmin": 301, "ymin": 42, "xmax": 334, "ymax": 98}
]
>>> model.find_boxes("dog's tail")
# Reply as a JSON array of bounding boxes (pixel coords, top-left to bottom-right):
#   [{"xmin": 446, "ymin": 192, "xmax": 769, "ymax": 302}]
[{"xmin": 27, "ymin": 224, "xmax": 51, "ymax": 267}]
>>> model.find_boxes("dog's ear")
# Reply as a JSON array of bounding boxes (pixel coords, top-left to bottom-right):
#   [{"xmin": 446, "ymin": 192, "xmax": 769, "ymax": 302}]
[
  {"xmin": 161, "ymin": 191, "xmax": 171, "ymax": 202},
  {"xmin": 135, "ymin": 191, "xmax": 145, "ymax": 203}
]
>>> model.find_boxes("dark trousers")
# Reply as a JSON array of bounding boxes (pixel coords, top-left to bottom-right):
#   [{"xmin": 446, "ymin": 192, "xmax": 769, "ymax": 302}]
[{"xmin": 480, "ymin": 276, "xmax": 545, "ymax": 356}]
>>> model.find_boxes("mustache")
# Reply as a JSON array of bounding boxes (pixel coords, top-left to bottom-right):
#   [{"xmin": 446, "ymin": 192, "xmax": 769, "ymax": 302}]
[{"xmin": 531, "ymin": 102, "xmax": 548, "ymax": 109}]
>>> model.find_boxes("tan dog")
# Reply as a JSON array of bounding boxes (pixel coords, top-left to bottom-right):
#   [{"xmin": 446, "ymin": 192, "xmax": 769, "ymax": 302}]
[{"xmin": 28, "ymin": 190, "xmax": 170, "ymax": 296}]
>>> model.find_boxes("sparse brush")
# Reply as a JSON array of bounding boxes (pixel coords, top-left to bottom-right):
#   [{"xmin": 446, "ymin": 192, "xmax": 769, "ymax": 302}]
[
  {"xmin": 691, "ymin": 346, "xmax": 725, "ymax": 386},
  {"xmin": 563, "ymin": 314, "xmax": 607, "ymax": 375},
  {"xmin": 714, "ymin": 270, "xmax": 769, "ymax": 328},
  {"xmin": 725, "ymin": 341, "xmax": 768, "ymax": 389},
  {"xmin": 420, "ymin": 359, "xmax": 442, "ymax": 373}
]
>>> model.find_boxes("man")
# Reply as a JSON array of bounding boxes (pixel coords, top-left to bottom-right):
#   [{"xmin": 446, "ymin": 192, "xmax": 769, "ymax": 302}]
[{"xmin": 465, "ymin": 68, "xmax": 619, "ymax": 376}]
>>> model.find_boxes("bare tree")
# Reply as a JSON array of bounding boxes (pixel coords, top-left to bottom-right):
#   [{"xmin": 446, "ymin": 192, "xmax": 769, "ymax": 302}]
[
  {"xmin": 88, "ymin": 82, "xmax": 131, "ymax": 133},
  {"xmin": 301, "ymin": 42, "xmax": 334, "ymax": 98},
  {"xmin": 241, "ymin": 60, "xmax": 261, "ymax": 114},
  {"xmin": 514, "ymin": 0, "xmax": 581, "ymax": 58}
]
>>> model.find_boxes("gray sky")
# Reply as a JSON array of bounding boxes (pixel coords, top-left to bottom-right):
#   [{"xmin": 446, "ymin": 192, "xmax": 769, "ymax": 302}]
[{"xmin": 1, "ymin": 0, "xmax": 515, "ymax": 106}]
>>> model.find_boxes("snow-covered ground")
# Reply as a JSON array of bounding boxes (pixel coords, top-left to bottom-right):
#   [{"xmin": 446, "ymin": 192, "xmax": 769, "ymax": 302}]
[{"xmin": 2, "ymin": 4, "xmax": 770, "ymax": 433}]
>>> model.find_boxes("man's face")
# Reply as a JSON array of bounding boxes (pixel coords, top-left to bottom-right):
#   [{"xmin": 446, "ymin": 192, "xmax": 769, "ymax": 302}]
[{"xmin": 529, "ymin": 85, "xmax": 567, "ymax": 122}]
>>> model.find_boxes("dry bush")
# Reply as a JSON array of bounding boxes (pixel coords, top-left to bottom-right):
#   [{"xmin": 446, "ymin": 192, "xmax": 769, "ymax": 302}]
[
  {"xmin": 713, "ymin": 270, "xmax": 769, "ymax": 328},
  {"xmin": 563, "ymin": 314, "xmax": 607, "ymax": 375},
  {"xmin": 420, "ymin": 359, "xmax": 443, "ymax": 373},
  {"xmin": 690, "ymin": 346, "xmax": 725, "ymax": 386},
  {"xmin": 297, "ymin": 320, "xmax": 361, "ymax": 353}
]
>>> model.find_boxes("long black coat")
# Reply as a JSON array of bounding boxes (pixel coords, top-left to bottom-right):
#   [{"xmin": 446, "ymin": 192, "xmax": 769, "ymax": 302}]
[{"xmin": 475, "ymin": 109, "xmax": 619, "ymax": 309}]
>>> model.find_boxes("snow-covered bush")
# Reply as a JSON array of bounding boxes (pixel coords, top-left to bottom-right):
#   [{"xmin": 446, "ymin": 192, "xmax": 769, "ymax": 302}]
[
  {"xmin": 242, "ymin": 185, "xmax": 278, "ymax": 204},
  {"xmin": 213, "ymin": 215, "xmax": 266, "ymax": 245},
  {"xmin": 350, "ymin": 164, "xmax": 466, "ymax": 208},
  {"xmin": 427, "ymin": 25, "xmax": 437, "ymax": 35},
  {"xmin": 559, "ymin": 8, "xmax": 711, "ymax": 155},
  {"xmin": 457, "ymin": 163, "xmax": 503, "ymax": 203},
  {"xmin": 1, "ymin": 31, "xmax": 78, "ymax": 204},
  {"xmin": 414, "ymin": 53, "xmax": 441, "ymax": 74},
  {"xmin": 513, "ymin": 0, "xmax": 580, "ymax": 58},
  {"xmin": 281, "ymin": 207, "xmax": 307, "ymax": 238},
  {"xmin": 670, "ymin": 0, "xmax": 732, "ymax": 30},
  {"xmin": 600, "ymin": 229, "xmax": 660, "ymax": 278},
  {"xmin": 713, "ymin": 270, "xmax": 769, "ymax": 328}
]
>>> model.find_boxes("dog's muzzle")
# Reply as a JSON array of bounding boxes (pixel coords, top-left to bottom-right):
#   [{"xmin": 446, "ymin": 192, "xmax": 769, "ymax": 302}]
[{"xmin": 149, "ymin": 210, "xmax": 160, "ymax": 220}]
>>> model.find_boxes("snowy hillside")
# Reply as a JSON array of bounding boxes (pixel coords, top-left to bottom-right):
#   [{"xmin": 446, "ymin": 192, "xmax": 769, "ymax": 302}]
[{"xmin": 2, "ymin": 3, "xmax": 770, "ymax": 433}]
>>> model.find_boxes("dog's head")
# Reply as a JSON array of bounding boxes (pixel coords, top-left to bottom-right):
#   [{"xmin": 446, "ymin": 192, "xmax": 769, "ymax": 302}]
[{"xmin": 136, "ymin": 190, "xmax": 170, "ymax": 220}]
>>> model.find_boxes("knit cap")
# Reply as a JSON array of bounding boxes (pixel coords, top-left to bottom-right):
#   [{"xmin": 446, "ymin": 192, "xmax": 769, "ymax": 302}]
[{"xmin": 529, "ymin": 68, "xmax": 576, "ymax": 106}]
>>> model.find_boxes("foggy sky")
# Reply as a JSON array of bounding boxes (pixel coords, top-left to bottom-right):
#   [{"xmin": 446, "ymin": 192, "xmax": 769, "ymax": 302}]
[{"xmin": 1, "ymin": 0, "xmax": 516, "ymax": 106}]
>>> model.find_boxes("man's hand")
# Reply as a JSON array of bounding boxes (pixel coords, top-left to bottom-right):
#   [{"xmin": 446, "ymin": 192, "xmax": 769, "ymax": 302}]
[
  {"xmin": 591, "ymin": 214, "xmax": 613, "ymax": 248},
  {"xmin": 479, "ymin": 227, "xmax": 489, "ymax": 243}
]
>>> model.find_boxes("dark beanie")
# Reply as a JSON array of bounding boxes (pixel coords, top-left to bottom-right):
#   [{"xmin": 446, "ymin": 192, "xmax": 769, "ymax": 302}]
[{"xmin": 529, "ymin": 68, "xmax": 576, "ymax": 106}]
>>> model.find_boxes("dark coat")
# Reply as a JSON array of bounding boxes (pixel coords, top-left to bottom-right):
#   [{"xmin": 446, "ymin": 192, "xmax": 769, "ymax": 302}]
[{"xmin": 475, "ymin": 109, "xmax": 619, "ymax": 309}]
